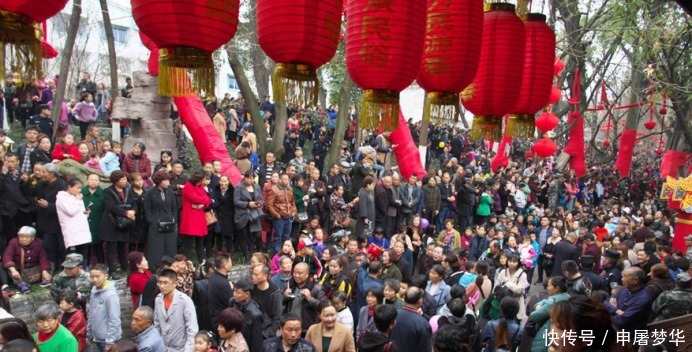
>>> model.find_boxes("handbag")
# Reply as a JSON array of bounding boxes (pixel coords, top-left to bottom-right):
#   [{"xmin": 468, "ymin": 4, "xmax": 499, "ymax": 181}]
[
  {"xmin": 248, "ymin": 208, "xmax": 265, "ymax": 222},
  {"xmin": 20, "ymin": 248, "xmax": 42, "ymax": 284},
  {"xmin": 296, "ymin": 212, "xmax": 309, "ymax": 223},
  {"xmin": 158, "ymin": 220, "xmax": 176, "ymax": 233},
  {"xmin": 205, "ymin": 211, "xmax": 218, "ymax": 226},
  {"xmin": 110, "ymin": 189, "xmax": 134, "ymax": 230}
]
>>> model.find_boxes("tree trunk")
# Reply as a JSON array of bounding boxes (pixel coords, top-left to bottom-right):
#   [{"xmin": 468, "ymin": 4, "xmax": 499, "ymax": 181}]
[
  {"xmin": 248, "ymin": 0, "xmax": 271, "ymax": 100},
  {"xmin": 99, "ymin": 0, "xmax": 118, "ymax": 100},
  {"xmin": 227, "ymin": 48, "xmax": 268, "ymax": 156},
  {"xmin": 269, "ymin": 101, "xmax": 288, "ymax": 159},
  {"xmin": 51, "ymin": 0, "xmax": 82, "ymax": 140},
  {"xmin": 325, "ymin": 74, "xmax": 354, "ymax": 174},
  {"xmin": 99, "ymin": 0, "xmax": 119, "ymax": 141},
  {"xmin": 418, "ymin": 94, "xmax": 430, "ymax": 168}
]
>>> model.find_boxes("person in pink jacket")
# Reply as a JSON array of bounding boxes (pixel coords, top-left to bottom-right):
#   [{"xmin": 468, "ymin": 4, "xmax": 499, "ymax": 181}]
[
  {"xmin": 180, "ymin": 170, "xmax": 211, "ymax": 262},
  {"xmin": 71, "ymin": 93, "xmax": 97, "ymax": 139},
  {"xmin": 56, "ymin": 178, "xmax": 92, "ymax": 261}
]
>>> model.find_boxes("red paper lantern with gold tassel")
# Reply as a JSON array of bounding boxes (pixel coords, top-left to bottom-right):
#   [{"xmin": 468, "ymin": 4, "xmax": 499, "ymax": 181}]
[
  {"xmin": 257, "ymin": 0, "xmax": 342, "ymax": 107},
  {"xmin": 461, "ymin": 3, "xmax": 525, "ymax": 141},
  {"xmin": 0, "ymin": 0, "xmax": 68, "ymax": 81},
  {"xmin": 346, "ymin": 0, "xmax": 426, "ymax": 129},
  {"xmin": 417, "ymin": 0, "xmax": 483, "ymax": 124},
  {"xmin": 131, "ymin": 0, "xmax": 239, "ymax": 96},
  {"xmin": 506, "ymin": 13, "xmax": 555, "ymax": 138}
]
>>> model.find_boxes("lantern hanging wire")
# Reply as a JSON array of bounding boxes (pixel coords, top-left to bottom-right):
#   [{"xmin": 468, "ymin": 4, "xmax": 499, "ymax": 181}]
[
  {"xmin": 360, "ymin": 89, "xmax": 400, "ymax": 130},
  {"xmin": 0, "ymin": 10, "xmax": 43, "ymax": 84},
  {"xmin": 273, "ymin": 63, "xmax": 320, "ymax": 108}
]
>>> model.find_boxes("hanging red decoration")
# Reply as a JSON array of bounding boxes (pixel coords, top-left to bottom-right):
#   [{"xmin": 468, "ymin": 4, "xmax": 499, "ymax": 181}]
[
  {"xmin": 533, "ymin": 137, "xmax": 557, "ymax": 158},
  {"xmin": 131, "ymin": 0, "xmax": 240, "ymax": 96},
  {"xmin": 491, "ymin": 115, "xmax": 512, "ymax": 172},
  {"xmin": 603, "ymin": 140, "xmax": 611, "ymax": 147},
  {"xmin": 39, "ymin": 21, "xmax": 58, "ymax": 59},
  {"xmin": 661, "ymin": 150, "xmax": 687, "ymax": 179},
  {"xmin": 0, "ymin": 0, "xmax": 68, "ymax": 80},
  {"xmin": 462, "ymin": 3, "xmax": 525, "ymax": 141},
  {"xmin": 548, "ymin": 85, "xmax": 561, "ymax": 104},
  {"xmin": 139, "ymin": 31, "xmax": 160, "ymax": 76},
  {"xmin": 258, "ymin": 0, "xmax": 341, "ymax": 107},
  {"xmin": 644, "ymin": 101, "xmax": 656, "ymax": 130},
  {"xmin": 535, "ymin": 111, "xmax": 559, "ymax": 132},
  {"xmin": 660, "ymin": 92, "xmax": 668, "ymax": 115},
  {"xmin": 417, "ymin": 0, "xmax": 483, "ymax": 124},
  {"xmin": 563, "ymin": 69, "xmax": 586, "ymax": 177},
  {"xmin": 656, "ymin": 148, "xmax": 664, "ymax": 155},
  {"xmin": 644, "ymin": 121, "xmax": 656, "ymax": 130},
  {"xmin": 507, "ymin": 14, "xmax": 555, "ymax": 139},
  {"xmin": 346, "ymin": 0, "xmax": 426, "ymax": 129},
  {"xmin": 614, "ymin": 129, "xmax": 637, "ymax": 177},
  {"xmin": 553, "ymin": 57, "xmax": 565, "ymax": 76}
]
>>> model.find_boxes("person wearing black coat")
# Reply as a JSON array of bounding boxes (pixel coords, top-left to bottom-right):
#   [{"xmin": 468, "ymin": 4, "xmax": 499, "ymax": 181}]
[
  {"xmin": 29, "ymin": 147, "xmax": 52, "ymax": 170},
  {"xmin": 26, "ymin": 163, "xmax": 66, "ymax": 268},
  {"xmin": 375, "ymin": 178, "xmax": 395, "ymax": 231},
  {"xmin": 456, "ymin": 179, "xmax": 475, "ymax": 230},
  {"xmin": 213, "ymin": 178, "xmax": 235, "ymax": 255},
  {"xmin": 229, "ymin": 278, "xmax": 264, "ymax": 352},
  {"xmin": 208, "ymin": 256, "xmax": 234, "ymax": 329},
  {"xmin": 550, "ymin": 233, "xmax": 581, "ymax": 277},
  {"xmin": 143, "ymin": 171, "xmax": 178, "ymax": 267},
  {"xmin": 100, "ymin": 171, "xmax": 136, "ymax": 279},
  {"xmin": 0, "ymin": 154, "xmax": 36, "ymax": 244}
]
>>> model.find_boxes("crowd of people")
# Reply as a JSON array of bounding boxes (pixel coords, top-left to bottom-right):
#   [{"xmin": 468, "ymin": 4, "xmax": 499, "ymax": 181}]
[{"xmin": 0, "ymin": 73, "xmax": 690, "ymax": 352}]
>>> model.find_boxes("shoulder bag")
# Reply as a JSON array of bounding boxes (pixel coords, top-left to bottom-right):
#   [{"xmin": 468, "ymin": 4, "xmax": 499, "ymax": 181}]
[
  {"xmin": 110, "ymin": 189, "xmax": 134, "ymax": 230},
  {"xmin": 248, "ymin": 190, "xmax": 265, "ymax": 222}
]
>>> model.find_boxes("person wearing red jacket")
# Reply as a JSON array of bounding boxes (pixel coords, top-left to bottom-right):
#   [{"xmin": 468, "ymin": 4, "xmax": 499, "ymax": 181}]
[
  {"xmin": 180, "ymin": 170, "xmax": 211, "ymax": 262},
  {"xmin": 58, "ymin": 290, "xmax": 87, "ymax": 352},
  {"xmin": 51, "ymin": 134, "xmax": 82, "ymax": 162},
  {"xmin": 127, "ymin": 251, "xmax": 152, "ymax": 309}
]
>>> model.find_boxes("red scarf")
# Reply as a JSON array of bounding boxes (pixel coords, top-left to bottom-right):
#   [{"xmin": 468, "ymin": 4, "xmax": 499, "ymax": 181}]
[{"xmin": 38, "ymin": 326, "xmax": 58, "ymax": 342}]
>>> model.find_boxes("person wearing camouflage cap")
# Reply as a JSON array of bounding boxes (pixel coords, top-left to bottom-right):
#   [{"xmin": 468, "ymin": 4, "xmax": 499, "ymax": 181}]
[
  {"xmin": 50, "ymin": 253, "xmax": 91, "ymax": 303},
  {"xmin": 651, "ymin": 272, "xmax": 692, "ymax": 323}
]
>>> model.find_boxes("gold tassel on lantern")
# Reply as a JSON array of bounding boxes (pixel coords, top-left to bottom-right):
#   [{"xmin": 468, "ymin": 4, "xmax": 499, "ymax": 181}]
[
  {"xmin": 159, "ymin": 47, "xmax": 215, "ymax": 97},
  {"xmin": 273, "ymin": 63, "xmax": 319, "ymax": 107},
  {"xmin": 424, "ymin": 92, "xmax": 459, "ymax": 125},
  {"xmin": 506, "ymin": 113, "xmax": 536, "ymax": 139},
  {"xmin": 0, "ymin": 10, "xmax": 42, "ymax": 84},
  {"xmin": 470, "ymin": 115, "xmax": 503, "ymax": 141},
  {"xmin": 360, "ymin": 89, "xmax": 399, "ymax": 130}
]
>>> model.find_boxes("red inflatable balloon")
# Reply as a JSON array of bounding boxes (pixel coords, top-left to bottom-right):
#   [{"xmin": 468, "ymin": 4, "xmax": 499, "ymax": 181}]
[
  {"xmin": 174, "ymin": 96, "xmax": 243, "ymax": 187},
  {"xmin": 389, "ymin": 109, "xmax": 426, "ymax": 181}
]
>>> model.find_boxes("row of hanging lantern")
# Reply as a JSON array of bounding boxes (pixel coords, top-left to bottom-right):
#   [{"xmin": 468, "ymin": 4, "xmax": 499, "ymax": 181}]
[
  {"xmin": 0, "ymin": 0, "xmax": 68, "ymax": 83},
  {"xmin": 128, "ymin": 0, "xmax": 557, "ymax": 136}
]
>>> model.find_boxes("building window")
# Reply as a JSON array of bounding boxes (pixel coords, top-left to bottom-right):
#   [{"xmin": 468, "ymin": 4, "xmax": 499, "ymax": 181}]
[
  {"xmin": 227, "ymin": 75, "xmax": 239, "ymax": 90},
  {"xmin": 112, "ymin": 26, "xmax": 128, "ymax": 43}
]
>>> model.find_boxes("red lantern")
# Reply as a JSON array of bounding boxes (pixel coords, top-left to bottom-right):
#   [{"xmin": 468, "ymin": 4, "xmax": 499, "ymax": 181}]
[
  {"xmin": 462, "ymin": 3, "xmax": 525, "ymax": 141},
  {"xmin": 535, "ymin": 111, "xmax": 559, "ymax": 132},
  {"xmin": 533, "ymin": 137, "xmax": 557, "ymax": 158},
  {"xmin": 417, "ymin": 0, "xmax": 483, "ymax": 124},
  {"xmin": 659, "ymin": 107, "xmax": 667, "ymax": 115},
  {"xmin": 554, "ymin": 57, "xmax": 565, "ymax": 76},
  {"xmin": 258, "ymin": 0, "xmax": 341, "ymax": 107},
  {"xmin": 507, "ymin": 14, "xmax": 555, "ymax": 138},
  {"xmin": 0, "ymin": 0, "xmax": 68, "ymax": 80},
  {"xmin": 603, "ymin": 140, "xmax": 611, "ymax": 147},
  {"xmin": 132, "ymin": 0, "xmax": 240, "ymax": 96},
  {"xmin": 346, "ymin": 0, "xmax": 426, "ymax": 129},
  {"xmin": 548, "ymin": 85, "xmax": 561, "ymax": 104},
  {"xmin": 644, "ymin": 121, "xmax": 656, "ymax": 130},
  {"xmin": 656, "ymin": 148, "xmax": 664, "ymax": 155}
]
